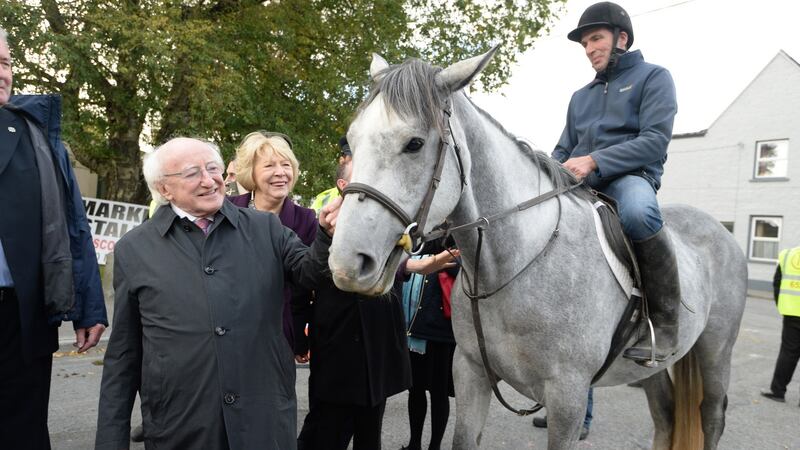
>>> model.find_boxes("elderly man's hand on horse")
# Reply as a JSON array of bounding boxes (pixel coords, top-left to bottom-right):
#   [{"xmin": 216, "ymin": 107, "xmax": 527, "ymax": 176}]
[
  {"xmin": 319, "ymin": 197, "xmax": 342, "ymax": 236},
  {"xmin": 563, "ymin": 155, "xmax": 597, "ymax": 180}
]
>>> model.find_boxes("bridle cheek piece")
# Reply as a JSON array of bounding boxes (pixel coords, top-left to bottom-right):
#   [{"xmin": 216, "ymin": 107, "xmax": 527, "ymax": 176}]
[{"xmin": 342, "ymin": 98, "xmax": 465, "ymax": 256}]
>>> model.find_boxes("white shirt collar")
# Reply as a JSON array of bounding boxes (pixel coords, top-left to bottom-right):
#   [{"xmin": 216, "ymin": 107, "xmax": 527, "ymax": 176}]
[{"xmin": 170, "ymin": 204, "xmax": 215, "ymax": 223}]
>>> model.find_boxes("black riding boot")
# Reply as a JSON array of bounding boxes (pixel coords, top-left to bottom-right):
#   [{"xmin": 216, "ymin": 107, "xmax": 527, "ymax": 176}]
[{"xmin": 623, "ymin": 228, "xmax": 680, "ymax": 367}]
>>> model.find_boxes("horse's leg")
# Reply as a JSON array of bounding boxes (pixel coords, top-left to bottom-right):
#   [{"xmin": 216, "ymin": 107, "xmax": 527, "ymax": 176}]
[
  {"xmin": 694, "ymin": 330, "xmax": 736, "ymax": 449},
  {"xmin": 451, "ymin": 348, "xmax": 492, "ymax": 450},
  {"xmin": 543, "ymin": 381, "xmax": 590, "ymax": 450},
  {"xmin": 640, "ymin": 370, "xmax": 675, "ymax": 450}
]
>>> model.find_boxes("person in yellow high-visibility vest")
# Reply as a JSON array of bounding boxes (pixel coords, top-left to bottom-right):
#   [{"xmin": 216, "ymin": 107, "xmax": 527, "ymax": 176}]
[
  {"xmin": 761, "ymin": 245, "xmax": 800, "ymax": 405},
  {"xmin": 311, "ymin": 137, "xmax": 351, "ymax": 215}
]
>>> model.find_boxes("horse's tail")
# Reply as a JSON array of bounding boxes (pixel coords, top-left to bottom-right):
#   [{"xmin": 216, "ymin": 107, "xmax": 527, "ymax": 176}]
[{"xmin": 671, "ymin": 348, "xmax": 705, "ymax": 450}]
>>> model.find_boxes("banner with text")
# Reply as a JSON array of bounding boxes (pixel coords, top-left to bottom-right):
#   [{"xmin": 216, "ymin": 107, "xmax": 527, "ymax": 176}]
[{"xmin": 83, "ymin": 197, "xmax": 148, "ymax": 264}]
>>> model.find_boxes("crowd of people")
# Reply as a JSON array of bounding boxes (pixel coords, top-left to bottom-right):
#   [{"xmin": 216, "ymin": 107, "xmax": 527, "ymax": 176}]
[{"xmin": 1, "ymin": 2, "xmax": 798, "ymax": 449}]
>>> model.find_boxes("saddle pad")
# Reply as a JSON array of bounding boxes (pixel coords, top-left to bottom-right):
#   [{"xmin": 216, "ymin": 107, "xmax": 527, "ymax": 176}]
[{"xmin": 591, "ymin": 202, "xmax": 636, "ymax": 299}]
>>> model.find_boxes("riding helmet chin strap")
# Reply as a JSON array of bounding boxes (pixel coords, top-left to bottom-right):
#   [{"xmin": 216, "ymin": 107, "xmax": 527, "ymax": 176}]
[{"xmin": 606, "ymin": 26, "xmax": 626, "ymax": 80}]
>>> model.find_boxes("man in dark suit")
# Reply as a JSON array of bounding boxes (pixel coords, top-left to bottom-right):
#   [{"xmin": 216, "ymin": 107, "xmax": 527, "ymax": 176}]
[{"xmin": 0, "ymin": 28, "xmax": 108, "ymax": 449}]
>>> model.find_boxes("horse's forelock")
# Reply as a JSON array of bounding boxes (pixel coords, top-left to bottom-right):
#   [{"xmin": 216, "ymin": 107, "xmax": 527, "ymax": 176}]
[{"xmin": 359, "ymin": 59, "xmax": 446, "ymax": 135}]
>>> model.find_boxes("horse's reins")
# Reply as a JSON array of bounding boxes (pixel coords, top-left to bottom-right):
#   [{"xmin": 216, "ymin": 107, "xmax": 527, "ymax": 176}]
[{"xmin": 342, "ymin": 97, "xmax": 582, "ymax": 416}]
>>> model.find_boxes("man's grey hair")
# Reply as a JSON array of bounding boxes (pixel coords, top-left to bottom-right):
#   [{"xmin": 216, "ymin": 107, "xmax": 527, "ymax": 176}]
[
  {"xmin": 143, "ymin": 138, "xmax": 224, "ymax": 206},
  {"xmin": 0, "ymin": 26, "xmax": 8, "ymax": 45}
]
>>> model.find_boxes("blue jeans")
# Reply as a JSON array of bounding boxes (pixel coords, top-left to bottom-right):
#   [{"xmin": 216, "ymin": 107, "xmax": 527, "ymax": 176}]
[
  {"xmin": 601, "ymin": 175, "xmax": 663, "ymax": 241},
  {"xmin": 584, "ymin": 387, "xmax": 593, "ymax": 428}
]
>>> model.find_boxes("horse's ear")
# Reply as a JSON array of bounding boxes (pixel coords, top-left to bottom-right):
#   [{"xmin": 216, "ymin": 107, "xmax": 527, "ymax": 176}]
[
  {"xmin": 435, "ymin": 45, "xmax": 500, "ymax": 93},
  {"xmin": 370, "ymin": 53, "xmax": 390, "ymax": 81}
]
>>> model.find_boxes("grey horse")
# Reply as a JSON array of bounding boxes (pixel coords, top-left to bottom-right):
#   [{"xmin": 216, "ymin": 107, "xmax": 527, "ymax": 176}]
[{"xmin": 328, "ymin": 48, "xmax": 748, "ymax": 450}]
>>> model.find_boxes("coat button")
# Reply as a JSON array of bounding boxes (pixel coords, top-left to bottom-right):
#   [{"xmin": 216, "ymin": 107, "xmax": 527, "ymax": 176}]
[
  {"xmin": 215, "ymin": 327, "xmax": 227, "ymax": 336},
  {"xmin": 204, "ymin": 266, "xmax": 215, "ymax": 275},
  {"xmin": 223, "ymin": 393, "xmax": 237, "ymax": 405}
]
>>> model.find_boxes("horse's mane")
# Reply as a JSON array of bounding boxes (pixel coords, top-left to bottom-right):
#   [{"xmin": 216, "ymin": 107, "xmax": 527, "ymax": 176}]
[
  {"xmin": 359, "ymin": 57, "xmax": 586, "ymax": 195},
  {"xmin": 466, "ymin": 97, "xmax": 587, "ymax": 194},
  {"xmin": 359, "ymin": 58, "xmax": 447, "ymax": 135}
]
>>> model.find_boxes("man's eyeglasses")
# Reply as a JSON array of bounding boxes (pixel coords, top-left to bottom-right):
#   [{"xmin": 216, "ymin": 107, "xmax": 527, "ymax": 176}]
[{"xmin": 162, "ymin": 162, "xmax": 224, "ymax": 181}]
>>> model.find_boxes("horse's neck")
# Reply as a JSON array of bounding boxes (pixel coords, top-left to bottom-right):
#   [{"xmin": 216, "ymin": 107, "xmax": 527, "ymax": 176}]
[{"xmin": 449, "ymin": 96, "xmax": 563, "ymax": 285}]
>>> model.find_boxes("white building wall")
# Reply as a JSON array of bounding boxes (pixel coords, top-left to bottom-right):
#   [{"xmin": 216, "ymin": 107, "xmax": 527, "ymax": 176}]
[{"xmin": 659, "ymin": 51, "xmax": 800, "ymax": 294}]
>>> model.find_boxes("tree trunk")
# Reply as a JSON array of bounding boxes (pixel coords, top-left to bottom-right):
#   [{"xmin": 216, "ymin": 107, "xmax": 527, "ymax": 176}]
[{"xmin": 96, "ymin": 115, "xmax": 149, "ymax": 204}]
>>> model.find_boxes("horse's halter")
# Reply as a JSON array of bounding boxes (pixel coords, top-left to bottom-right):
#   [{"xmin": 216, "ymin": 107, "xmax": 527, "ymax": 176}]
[{"xmin": 342, "ymin": 97, "xmax": 466, "ymax": 255}]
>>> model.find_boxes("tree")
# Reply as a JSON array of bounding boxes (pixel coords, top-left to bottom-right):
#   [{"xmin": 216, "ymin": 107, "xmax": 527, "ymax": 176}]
[{"xmin": 0, "ymin": 0, "xmax": 565, "ymax": 204}]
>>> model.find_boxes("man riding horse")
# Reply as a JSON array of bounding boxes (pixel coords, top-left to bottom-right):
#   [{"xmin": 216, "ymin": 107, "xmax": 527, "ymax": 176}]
[{"xmin": 552, "ymin": 1, "xmax": 679, "ymax": 364}]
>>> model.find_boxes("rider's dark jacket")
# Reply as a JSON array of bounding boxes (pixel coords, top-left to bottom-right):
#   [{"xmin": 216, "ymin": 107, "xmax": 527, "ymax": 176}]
[{"xmin": 552, "ymin": 50, "xmax": 677, "ymax": 191}]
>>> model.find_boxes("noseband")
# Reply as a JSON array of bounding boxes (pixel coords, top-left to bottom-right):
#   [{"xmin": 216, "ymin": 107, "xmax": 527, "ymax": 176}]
[{"xmin": 342, "ymin": 98, "xmax": 465, "ymax": 255}]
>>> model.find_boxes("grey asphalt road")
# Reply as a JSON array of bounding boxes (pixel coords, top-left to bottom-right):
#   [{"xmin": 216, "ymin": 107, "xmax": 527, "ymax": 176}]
[{"xmin": 49, "ymin": 297, "xmax": 799, "ymax": 449}]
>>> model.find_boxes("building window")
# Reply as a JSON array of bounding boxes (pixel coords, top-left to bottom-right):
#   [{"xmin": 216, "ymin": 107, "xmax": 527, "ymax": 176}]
[
  {"xmin": 749, "ymin": 216, "xmax": 782, "ymax": 261},
  {"xmin": 754, "ymin": 139, "xmax": 789, "ymax": 178},
  {"xmin": 721, "ymin": 221, "xmax": 734, "ymax": 233}
]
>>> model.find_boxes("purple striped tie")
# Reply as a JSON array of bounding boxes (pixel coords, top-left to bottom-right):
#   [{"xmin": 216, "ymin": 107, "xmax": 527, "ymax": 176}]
[{"xmin": 195, "ymin": 218, "xmax": 211, "ymax": 235}]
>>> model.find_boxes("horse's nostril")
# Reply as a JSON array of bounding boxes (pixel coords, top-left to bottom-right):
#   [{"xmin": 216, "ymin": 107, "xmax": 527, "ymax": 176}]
[{"xmin": 357, "ymin": 253, "xmax": 376, "ymax": 277}]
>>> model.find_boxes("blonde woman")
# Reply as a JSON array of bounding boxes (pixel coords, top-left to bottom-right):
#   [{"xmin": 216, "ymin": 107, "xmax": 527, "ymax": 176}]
[{"xmin": 228, "ymin": 131, "xmax": 317, "ymax": 349}]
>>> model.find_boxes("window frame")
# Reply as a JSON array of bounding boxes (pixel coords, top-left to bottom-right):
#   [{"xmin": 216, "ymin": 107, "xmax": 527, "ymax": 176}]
[
  {"xmin": 748, "ymin": 216, "xmax": 782, "ymax": 262},
  {"xmin": 753, "ymin": 138, "xmax": 789, "ymax": 179}
]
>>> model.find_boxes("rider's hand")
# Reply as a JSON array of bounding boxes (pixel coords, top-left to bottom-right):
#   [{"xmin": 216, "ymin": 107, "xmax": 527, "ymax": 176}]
[{"xmin": 562, "ymin": 155, "xmax": 597, "ymax": 180}]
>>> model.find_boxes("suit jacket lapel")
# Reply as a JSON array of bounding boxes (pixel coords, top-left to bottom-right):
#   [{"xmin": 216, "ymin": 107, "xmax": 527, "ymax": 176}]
[{"xmin": 0, "ymin": 108, "xmax": 23, "ymax": 176}]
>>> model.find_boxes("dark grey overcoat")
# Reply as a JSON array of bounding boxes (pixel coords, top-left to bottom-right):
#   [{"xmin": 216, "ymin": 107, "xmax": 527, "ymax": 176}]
[{"xmin": 95, "ymin": 200, "xmax": 330, "ymax": 450}]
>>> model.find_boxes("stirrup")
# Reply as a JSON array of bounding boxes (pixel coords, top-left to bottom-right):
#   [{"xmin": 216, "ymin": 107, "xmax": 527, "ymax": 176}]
[{"xmin": 623, "ymin": 317, "xmax": 663, "ymax": 368}]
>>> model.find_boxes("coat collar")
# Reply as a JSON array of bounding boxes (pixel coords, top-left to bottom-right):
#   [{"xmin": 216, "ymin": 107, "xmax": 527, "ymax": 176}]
[
  {"xmin": 590, "ymin": 50, "xmax": 644, "ymax": 86},
  {"xmin": 153, "ymin": 198, "xmax": 240, "ymax": 237}
]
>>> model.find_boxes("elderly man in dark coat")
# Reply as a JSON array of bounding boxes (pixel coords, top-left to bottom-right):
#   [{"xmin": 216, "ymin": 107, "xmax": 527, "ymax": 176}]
[{"xmin": 95, "ymin": 137, "xmax": 339, "ymax": 450}]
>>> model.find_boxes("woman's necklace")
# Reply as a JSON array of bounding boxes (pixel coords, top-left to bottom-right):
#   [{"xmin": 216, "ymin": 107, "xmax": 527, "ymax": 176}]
[{"xmin": 248, "ymin": 195, "xmax": 281, "ymax": 214}]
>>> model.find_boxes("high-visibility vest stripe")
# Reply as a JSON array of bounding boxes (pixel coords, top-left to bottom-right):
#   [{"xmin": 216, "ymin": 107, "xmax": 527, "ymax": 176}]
[{"xmin": 778, "ymin": 247, "xmax": 800, "ymax": 317}]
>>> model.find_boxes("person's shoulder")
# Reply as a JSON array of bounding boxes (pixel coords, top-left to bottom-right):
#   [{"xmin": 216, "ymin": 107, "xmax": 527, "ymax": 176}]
[
  {"xmin": 115, "ymin": 219, "xmax": 157, "ymax": 251},
  {"xmin": 235, "ymin": 204, "xmax": 282, "ymax": 230},
  {"xmin": 293, "ymin": 201, "xmax": 318, "ymax": 223},
  {"xmin": 633, "ymin": 56, "xmax": 671, "ymax": 77},
  {"xmin": 227, "ymin": 193, "xmax": 250, "ymax": 208}
]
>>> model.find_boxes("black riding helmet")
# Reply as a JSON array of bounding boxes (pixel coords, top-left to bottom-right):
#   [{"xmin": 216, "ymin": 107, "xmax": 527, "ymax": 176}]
[{"xmin": 567, "ymin": 2, "xmax": 634, "ymax": 49}]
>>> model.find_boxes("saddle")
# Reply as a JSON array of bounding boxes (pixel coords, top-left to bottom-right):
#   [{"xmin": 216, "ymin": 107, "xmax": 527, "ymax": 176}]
[{"xmin": 586, "ymin": 191, "xmax": 646, "ymax": 383}]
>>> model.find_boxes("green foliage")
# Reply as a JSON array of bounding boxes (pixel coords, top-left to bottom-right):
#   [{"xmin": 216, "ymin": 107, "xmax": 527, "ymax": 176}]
[{"xmin": 0, "ymin": 0, "xmax": 565, "ymax": 204}]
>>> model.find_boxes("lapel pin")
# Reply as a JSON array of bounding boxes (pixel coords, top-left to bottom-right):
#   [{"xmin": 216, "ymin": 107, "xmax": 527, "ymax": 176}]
[{"xmin": 7, "ymin": 126, "xmax": 15, "ymax": 133}]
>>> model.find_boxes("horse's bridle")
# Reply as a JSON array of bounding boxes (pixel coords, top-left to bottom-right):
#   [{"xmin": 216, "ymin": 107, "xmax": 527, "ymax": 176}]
[{"xmin": 342, "ymin": 97, "xmax": 466, "ymax": 255}]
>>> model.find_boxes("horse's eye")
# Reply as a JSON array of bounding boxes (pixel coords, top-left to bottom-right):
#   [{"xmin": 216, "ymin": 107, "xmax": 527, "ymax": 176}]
[{"xmin": 404, "ymin": 138, "xmax": 425, "ymax": 153}]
